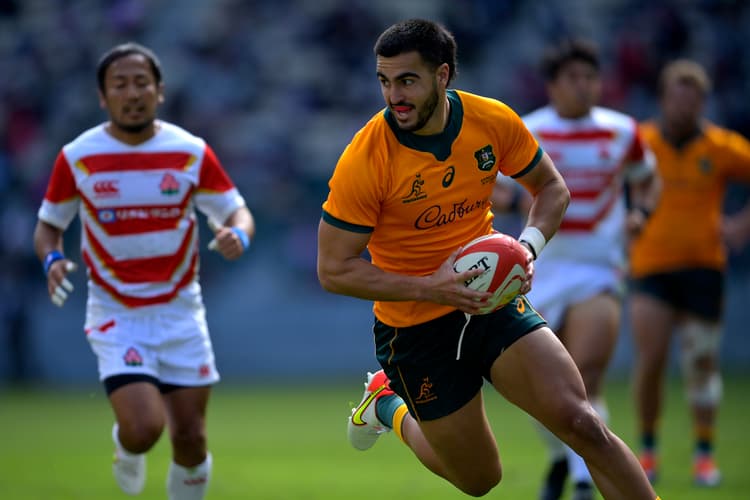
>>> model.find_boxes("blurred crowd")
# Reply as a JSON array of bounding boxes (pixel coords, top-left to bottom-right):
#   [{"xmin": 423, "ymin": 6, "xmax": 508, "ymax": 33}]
[{"xmin": 1, "ymin": 0, "xmax": 749, "ymax": 381}]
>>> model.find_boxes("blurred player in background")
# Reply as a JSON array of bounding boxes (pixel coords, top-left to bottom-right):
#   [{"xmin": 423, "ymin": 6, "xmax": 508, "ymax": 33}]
[
  {"xmin": 492, "ymin": 39, "xmax": 659, "ymax": 500},
  {"xmin": 318, "ymin": 19, "xmax": 659, "ymax": 500},
  {"xmin": 33, "ymin": 42, "xmax": 255, "ymax": 499},
  {"xmin": 629, "ymin": 59, "xmax": 750, "ymax": 487}
]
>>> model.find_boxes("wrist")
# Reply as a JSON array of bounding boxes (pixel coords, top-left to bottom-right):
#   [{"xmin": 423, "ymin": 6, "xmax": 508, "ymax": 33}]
[
  {"xmin": 43, "ymin": 250, "xmax": 64, "ymax": 275},
  {"xmin": 633, "ymin": 206, "xmax": 652, "ymax": 219},
  {"xmin": 231, "ymin": 227, "xmax": 250, "ymax": 250},
  {"xmin": 518, "ymin": 226, "xmax": 546, "ymax": 260}
]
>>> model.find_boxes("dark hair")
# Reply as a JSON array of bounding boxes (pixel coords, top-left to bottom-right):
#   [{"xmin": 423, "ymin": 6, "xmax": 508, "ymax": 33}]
[
  {"xmin": 96, "ymin": 42, "xmax": 162, "ymax": 92},
  {"xmin": 374, "ymin": 19, "xmax": 458, "ymax": 85},
  {"xmin": 540, "ymin": 38, "xmax": 600, "ymax": 81}
]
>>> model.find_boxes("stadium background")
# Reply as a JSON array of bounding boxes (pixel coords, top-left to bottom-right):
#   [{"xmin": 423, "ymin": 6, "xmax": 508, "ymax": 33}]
[{"xmin": 1, "ymin": 0, "xmax": 749, "ymax": 386}]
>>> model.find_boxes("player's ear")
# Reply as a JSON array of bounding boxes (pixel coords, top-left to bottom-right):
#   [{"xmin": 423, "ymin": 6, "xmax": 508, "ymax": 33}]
[
  {"xmin": 437, "ymin": 63, "xmax": 450, "ymax": 87},
  {"xmin": 97, "ymin": 89, "xmax": 107, "ymax": 110},
  {"xmin": 157, "ymin": 83, "xmax": 165, "ymax": 104}
]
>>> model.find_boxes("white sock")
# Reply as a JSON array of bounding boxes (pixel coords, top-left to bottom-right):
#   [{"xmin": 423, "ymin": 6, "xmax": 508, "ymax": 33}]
[
  {"xmin": 566, "ymin": 398, "xmax": 609, "ymax": 485},
  {"xmin": 112, "ymin": 422, "xmax": 143, "ymax": 458},
  {"xmin": 531, "ymin": 417, "xmax": 566, "ymax": 461},
  {"xmin": 167, "ymin": 452, "xmax": 212, "ymax": 500}
]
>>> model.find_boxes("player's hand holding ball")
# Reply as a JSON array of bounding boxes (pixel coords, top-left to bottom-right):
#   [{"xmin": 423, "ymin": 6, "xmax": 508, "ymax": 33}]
[{"xmin": 453, "ymin": 232, "xmax": 531, "ymax": 314}]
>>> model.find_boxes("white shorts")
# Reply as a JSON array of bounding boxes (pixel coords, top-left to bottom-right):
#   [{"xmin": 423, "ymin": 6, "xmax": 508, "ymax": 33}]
[
  {"xmin": 527, "ymin": 259, "xmax": 625, "ymax": 332},
  {"xmin": 84, "ymin": 299, "xmax": 220, "ymax": 387}
]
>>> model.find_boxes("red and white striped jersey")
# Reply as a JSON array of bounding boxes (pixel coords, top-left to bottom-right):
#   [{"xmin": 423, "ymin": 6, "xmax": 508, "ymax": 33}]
[
  {"xmin": 37, "ymin": 121, "xmax": 246, "ymax": 308},
  {"xmin": 522, "ymin": 105, "xmax": 653, "ymax": 268}
]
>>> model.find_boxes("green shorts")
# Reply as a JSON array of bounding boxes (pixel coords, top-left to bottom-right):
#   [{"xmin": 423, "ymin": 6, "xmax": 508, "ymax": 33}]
[{"xmin": 373, "ymin": 295, "xmax": 546, "ymax": 422}]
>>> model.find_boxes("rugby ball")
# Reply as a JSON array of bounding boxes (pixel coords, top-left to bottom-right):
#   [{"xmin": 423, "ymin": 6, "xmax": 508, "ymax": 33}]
[{"xmin": 453, "ymin": 233, "xmax": 529, "ymax": 314}]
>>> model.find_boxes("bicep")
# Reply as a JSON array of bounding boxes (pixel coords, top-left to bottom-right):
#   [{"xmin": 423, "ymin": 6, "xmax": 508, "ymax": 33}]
[{"xmin": 317, "ymin": 219, "xmax": 370, "ymax": 265}]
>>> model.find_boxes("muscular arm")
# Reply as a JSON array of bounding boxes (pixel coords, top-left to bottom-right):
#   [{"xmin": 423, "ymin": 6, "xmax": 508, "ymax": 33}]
[
  {"xmin": 514, "ymin": 152, "xmax": 570, "ymax": 242},
  {"xmin": 316, "ymin": 219, "xmax": 490, "ymax": 313}
]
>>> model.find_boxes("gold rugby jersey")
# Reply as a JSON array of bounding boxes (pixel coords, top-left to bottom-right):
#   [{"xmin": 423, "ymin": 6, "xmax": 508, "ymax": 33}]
[
  {"xmin": 630, "ymin": 120, "xmax": 750, "ymax": 277},
  {"xmin": 322, "ymin": 90, "xmax": 542, "ymax": 327}
]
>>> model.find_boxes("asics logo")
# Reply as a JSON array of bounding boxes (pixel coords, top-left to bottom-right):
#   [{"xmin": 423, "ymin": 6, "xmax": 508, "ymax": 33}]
[
  {"xmin": 93, "ymin": 180, "xmax": 120, "ymax": 197},
  {"xmin": 351, "ymin": 386, "xmax": 385, "ymax": 426}
]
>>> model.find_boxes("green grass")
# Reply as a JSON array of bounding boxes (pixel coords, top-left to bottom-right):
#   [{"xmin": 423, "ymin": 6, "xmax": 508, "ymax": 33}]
[{"xmin": 1, "ymin": 376, "xmax": 748, "ymax": 499}]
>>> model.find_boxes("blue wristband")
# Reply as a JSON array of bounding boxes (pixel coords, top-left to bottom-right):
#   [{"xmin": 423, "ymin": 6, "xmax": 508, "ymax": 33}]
[
  {"xmin": 231, "ymin": 227, "xmax": 250, "ymax": 250},
  {"xmin": 43, "ymin": 250, "xmax": 65, "ymax": 275}
]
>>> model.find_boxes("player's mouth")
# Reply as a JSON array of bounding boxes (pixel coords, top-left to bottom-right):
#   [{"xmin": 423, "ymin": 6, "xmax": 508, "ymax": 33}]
[
  {"xmin": 122, "ymin": 105, "xmax": 146, "ymax": 117},
  {"xmin": 391, "ymin": 104, "xmax": 413, "ymax": 119}
]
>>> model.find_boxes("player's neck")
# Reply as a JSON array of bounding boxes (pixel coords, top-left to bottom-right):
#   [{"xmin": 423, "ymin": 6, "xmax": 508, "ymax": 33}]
[
  {"xmin": 105, "ymin": 121, "xmax": 160, "ymax": 146},
  {"xmin": 661, "ymin": 118, "xmax": 702, "ymax": 148},
  {"xmin": 414, "ymin": 95, "xmax": 450, "ymax": 136}
]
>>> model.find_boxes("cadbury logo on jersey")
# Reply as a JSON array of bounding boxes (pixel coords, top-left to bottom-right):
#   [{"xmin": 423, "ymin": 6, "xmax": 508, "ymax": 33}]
[
  {"xmin": 414, "ymin": 198, "xmax": 488, "ymax": 230},
  {"xmin": 93, "ymin": 180, "xmax": 120, "ymax": 198}
]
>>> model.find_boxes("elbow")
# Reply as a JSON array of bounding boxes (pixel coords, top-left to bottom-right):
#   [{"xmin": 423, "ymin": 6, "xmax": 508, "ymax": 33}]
[
  {"xmin": 317, "ymin": 265, "xmax": 341, "ymax": 294},
  {"xmin": 561, "ymin": 184, "xmax": 571, "ymax": 211}
]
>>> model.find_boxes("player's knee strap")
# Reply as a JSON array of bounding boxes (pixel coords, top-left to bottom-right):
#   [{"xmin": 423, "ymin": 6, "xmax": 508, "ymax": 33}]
[{"xmin": 679, "ymin": 322, "xmax": 722, "ymax": 406}]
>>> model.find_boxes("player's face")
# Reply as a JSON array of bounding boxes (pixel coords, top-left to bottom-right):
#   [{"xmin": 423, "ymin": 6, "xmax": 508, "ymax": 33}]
[
  {"xmin": 547, "ymin": 60, "xmax": 601, "ymax": 119},
  {"xmin": 98, "ymin": 53, "xmax": 163, "ymax": 139},
  {"xmin": 661, "ymin": 79, "xmax": 704, "ymax": 130},
  {"xmin": 376, "ymin": 51, "xmax": 448, "ymax": 135}
]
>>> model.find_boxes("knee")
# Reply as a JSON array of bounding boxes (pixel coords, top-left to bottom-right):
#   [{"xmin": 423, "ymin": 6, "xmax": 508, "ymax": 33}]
[
  {"xmin": 556, "ymin": 404, "xmax": 609, "ymax": 450},
  {"xmin": 170, "ymin": 421, "xmax": 207, "ymax": 451},
  {"xmin": 456, "ymin": 468, "xmax": 501, "ymax": 497},
  {"xmin": 119, "ymin": 419, "xmax": 164, "ymax": 453}
]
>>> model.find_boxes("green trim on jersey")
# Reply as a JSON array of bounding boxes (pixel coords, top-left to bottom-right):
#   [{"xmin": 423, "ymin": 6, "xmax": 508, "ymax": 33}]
[
  {"xmin": 384, "ymin": 89, "xmax": 464, "ymax": 161},
  {"xmin": 322, "ymin": 210, "xmax": 373, "ymax": 233},
  {"xmin": 510, "ymin": 146, "xmax": 544, "ymax": 178}
]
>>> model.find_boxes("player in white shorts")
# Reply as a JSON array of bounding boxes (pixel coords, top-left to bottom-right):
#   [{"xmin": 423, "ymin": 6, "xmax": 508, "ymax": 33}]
[
  {"xmin": 492, "ymin": 39, "xmax": 659, "ymax": 500},
  {"xmin": 33, "ymin": 42, "xmax": 255, "ymax": 500}
]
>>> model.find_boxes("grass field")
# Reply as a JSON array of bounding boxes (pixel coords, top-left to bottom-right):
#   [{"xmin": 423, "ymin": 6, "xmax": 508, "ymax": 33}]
[{"xmin": 1, "ymin": 375, "xmax": 748, "ymax": 499}]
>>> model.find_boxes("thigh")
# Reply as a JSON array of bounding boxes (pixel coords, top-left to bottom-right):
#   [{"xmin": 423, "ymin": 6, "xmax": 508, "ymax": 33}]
[
  {"xmin": 561, "ymin": 293, "xmax": 621, "ymax": 393},
  {"xmin": 629, "ymin": 291, "xmax": 675, "ymax": 364},
  {"xmin": 109, "ymin": 380, "xmax": 167, "ymax": 429},
  {"xmin": 489, "ymin": 327, "xmax": 587, "ymax": 433},
  {"xmin": 163, "ymin": 386, "xmax": 212, "ymax": 435}
]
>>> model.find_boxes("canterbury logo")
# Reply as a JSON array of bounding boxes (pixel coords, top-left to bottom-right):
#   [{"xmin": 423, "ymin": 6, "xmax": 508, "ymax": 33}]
[
  {"xmin": 351, "ymin": 386, "xmax": 386, "ymax": 426},
  {"xmin": 93, "ymin": 180, "xmax": 119, "ymax": 197}
]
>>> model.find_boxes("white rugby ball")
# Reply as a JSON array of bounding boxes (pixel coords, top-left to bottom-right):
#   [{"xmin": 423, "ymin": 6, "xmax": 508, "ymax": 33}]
[{"xmin": 453, "ymin": 233, "xmax": 529, "ymax": 314}]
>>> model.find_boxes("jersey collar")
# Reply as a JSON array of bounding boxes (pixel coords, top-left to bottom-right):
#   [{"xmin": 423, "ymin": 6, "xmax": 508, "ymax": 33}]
[{"xmin": 384, "ymin": 89, "xmax": 463, "ymax": 161}]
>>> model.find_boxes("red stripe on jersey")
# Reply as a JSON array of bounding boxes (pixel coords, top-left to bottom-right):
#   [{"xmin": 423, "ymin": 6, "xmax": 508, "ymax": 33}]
[
  {"xmin": 625, "ymin": 126, "xmax": 646, "ymax": 162},
  {"xmin": 44, "ymin": 152, "xmax": 79, "ymax": 203},
  {"xmin": 538, "ymin": 130, "xmax": 615, "ymax": 141},
  {"xmin": 559, "ymin": 189, "xmax": 619, "ymax": 231},
  {"xmin": 83, "ymin": 250, "xmax": 198, "ymax": 307},
  {"xmin": 84, "ymin": 220, "xmax": 196, "ymax": 283},
  {"xmin": 81, "ymin": 191, "xmax": 192, "ymax": 235},
  {"xmin": 198, "ymin": 145, "xmax": 235, "ymax": 192},
  {"xmin": 77, "ymin": 152, "xmax": 195, "ymax": 174},
  {"xmin": 565, "ymin": 169, "xmax": 620, "ymax": 200}
]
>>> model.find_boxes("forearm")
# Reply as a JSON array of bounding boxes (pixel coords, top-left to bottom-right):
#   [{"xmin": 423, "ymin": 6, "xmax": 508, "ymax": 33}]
[
  {"xmin": 223, "ymin": 206, "xmax": 255, "ymax": 240},
  {"xmin": 33, "ymin": 220, "xmax": 65, "ymax": 262},
  {"xmin": 318, "ymin": 256, "xmax": 427, "ymax": 302},
  {"xmin": 524, "ymin": 177, "xmax": 570, "ymax": 241}
]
